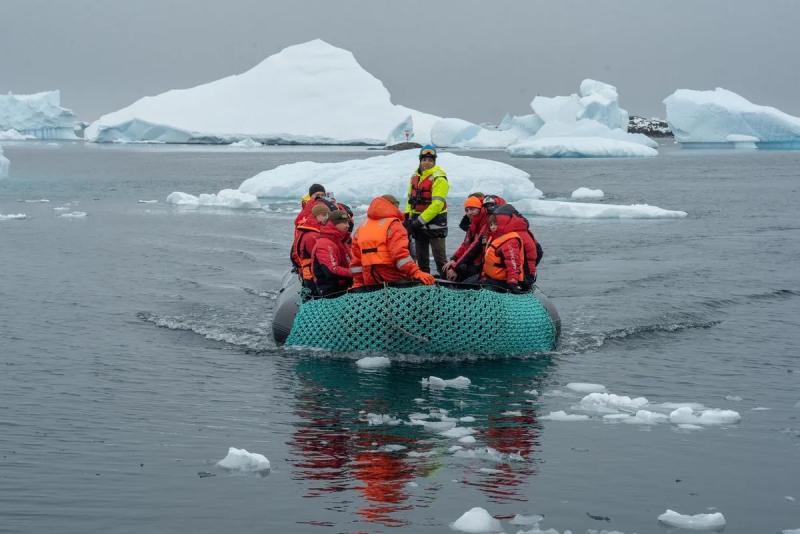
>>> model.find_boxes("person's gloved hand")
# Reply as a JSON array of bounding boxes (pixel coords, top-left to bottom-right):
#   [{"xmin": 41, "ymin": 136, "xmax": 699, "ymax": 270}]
[
  {"xmin": 413, "ymin": 271, "xmax": 436, "ymax": 285},
  {"xmin": 446, "ymin": 268, "xmax": 458, "ymax": 281},
  {"xmin": 442, "ymin": 260, "xmax": 455, "ymax": 273},
  {"xmin": 411, "ymin": 216, "xmax": 425, "ymax": 231},
  {"xmin": 509, "ymin": 284, "xmax": 525, "ymax": 294}
]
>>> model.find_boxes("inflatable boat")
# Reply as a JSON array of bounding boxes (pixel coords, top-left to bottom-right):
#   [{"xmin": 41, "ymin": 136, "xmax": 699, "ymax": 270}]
[{"xmin": 272, "ymin": 271, "xmax": 560, "ymax": 355}]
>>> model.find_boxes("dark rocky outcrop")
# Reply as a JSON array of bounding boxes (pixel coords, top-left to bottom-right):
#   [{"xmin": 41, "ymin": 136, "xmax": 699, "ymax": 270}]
[
  {"xmin": 384, "ymin": 141, "xmax": 423, "ymax": 151},
  {"xmin": 629, "ymin": 116, "xmax": 672, "ymax": 137}
]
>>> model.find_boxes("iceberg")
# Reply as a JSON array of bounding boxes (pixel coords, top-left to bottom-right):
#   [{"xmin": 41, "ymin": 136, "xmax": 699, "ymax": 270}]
[
  {"xmin": 229, "ymin": 137, "xmax": 261, "ymax": 148},
  {"xmin": 508, "ymin": 136, "xmax": 657, "ymax": 158},
  {"xmin": 0, "ymin": 91, "xmax": 78, "ymax": 139},
  {"xmin": 432, "ymin": 115, "xmax": 541, "ymax": 149},
  {"xmin": 86, "ymin": 40, "xmax": 441, "ymax": 145},
  {"xmin": 166, "ymin": 189, "xmax": 261, "ymax": 210},
  {"xmin": 512, "ymin": 198, "xmax": 686, "ymax": 219},
  {"xmin": 0, "ymin": 129, "xmax": 34, "ymax": 140},
  {"xmin": 664, "ymin": 87, "xmax": 800, "ymax": 146},
  {"xmin": 0, "ymin": 145, "xmax": 8, "ymax": 178}
]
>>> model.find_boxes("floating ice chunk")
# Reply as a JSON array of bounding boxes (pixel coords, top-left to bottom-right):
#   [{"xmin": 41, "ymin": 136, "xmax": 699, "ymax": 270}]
[
  {"xmin": 406, "ymin": 480, "xmax": 419, "ymax": 488},
  {"xmin": 60, "ymin": 211, "xmax": 87, "ymax": 218},
  {"xmin": 356, "ymin": 356, "xmax": 390, "ymax": 369},
  {"xmin": 459, "ymin": 416, "xmax": 476, "ymax": 423},
  {"xmin": 87, "ymin": 40, "xmax": 440, "ymax": 145},
  {"xmin": 508, "ymin": 136, "xmax": 658, "ymax": 158},
  {"xmin": 422, "ymin": 420, "xmax": 457, "ymax": 433},
  {"xmin": 785, "ymin": 496, "xmax": 795, "ymax": 502},
  {"xmin": 229, "ymin": 137, "xmax": 261, "ymax": 148},
  {"xmin": 53, "ymin": 206, "xmax": 70, "ymax": 211},
  {"xmin": 407, "ymin": 450, "xmax": 437, "ymax": 458},
  {"xmin": 571, "ymin": 187, "xmax": 604, "ymax": 200},
  {"xmin": 0, "ymin": 91, "xmax": 78, "ymax": 139},
  {"xmin": 566, "ymin": 382, "xmax": 606, "ymax": 393},
  {"xmin": 512, "ymin": 197, "xmax": 687, "ymax": 219},
  {"xmin": 166, "ymin": 189, "xmax": 261, "ymax": 210},
  {"xmin": 524, "ymin": 389, "xmax": 538, "ymax": 396},
  {"xmin": 540, "ymin": 410, "xmax": 590, "ymax": 422},
  {"xmin": 0, "ymin": 145, "xmax": 8, "ymax": 178},
  {"xmin": 782, "ymin": 530, "xmax": 800, "ymax": 534},
  {"xmin": 624, "ymin": 410, "xmax": 668, "ymax": 425},
  {"xmin": 657, "ymin": 509, "xmax": 726, "ymax": 530},
  {"xmin": 1, "ymin": 213, "xmax": 27, "ymax": 220},
  {"xmin": 459, "ymin": 435, "xmax": 476, "ymax": 444},
  {"xmin": 725, "ymin": 396, "xmax": 743, "ymax": 402},
  {"xmin": 440, "ymin": 427, "xmax": 476, "ymax": 439},
  {"xmin": 366, "ymin": 413, "xmax": 401, "ymax": 426},
  {"xmin": 22, "ymin": 199, "xmax": 50, "ymax": 203},
  {"xmin": 677, "ymin": 424, "xmax": 704, "ymax": 431},
  {"xmin": 669, "ymin": 407, "xmax": 741, "ymax": 426},
  {"xmin": 579, "ymin": 392, "xmax": 649, "ymax": 414},
  {"xmin": 138, "ymin": 200, "xmax": 158, "ymax": 204},
  {"xmin": 238, "ymin": 151, "xmax": 542, "ymax": 203},
  {"xmin": 660, "ymin": 402, "xmax": 706, "ymax": 411},
  {"xmin": 421, "ymin": 376, "xmax": 471, "ymax": 389},
  {"xmin": 379, "ymin": 444, "xmax": 406, "ymax": 452},
  {"xmin": 502, "ymin": 410, "xmax": 523, "ymax": 416},
  {"xmin": 216, "ymin": 447, "xmax": 270, "ymax": 474},
  {"xmin": 448, "ymin": 445, "xmax": 463, "ymax": 453},
  {"xmin": 751, "ymin": 406, "xmax": 771, "ymax": 411},
  {"xmin": 510, "ymin": 513, "xmax": 544, "ymax": 525},
  {"xmin": 453, "ymin": 446, "xmax": 526, "ymax": 463},
  {"xmin": 664, "ymin": 87, "xmax": 800, "ymax": 144},
  {"xmin": 450, "ymin": 507, "xmax": 502, "ymax": 533}
]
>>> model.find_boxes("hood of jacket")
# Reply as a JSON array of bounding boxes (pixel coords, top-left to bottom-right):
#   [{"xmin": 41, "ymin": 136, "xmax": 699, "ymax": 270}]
[
  {"xmin": 492, "ymin": 211, "xmax": 529, "ymax": 238},
  {"xmin": 367, "ymin": 196, "xmax": 404, "ymax": 221},
  {"xmin": 319, "ymin": 221, "xmax": 350, "ymax": 242}
]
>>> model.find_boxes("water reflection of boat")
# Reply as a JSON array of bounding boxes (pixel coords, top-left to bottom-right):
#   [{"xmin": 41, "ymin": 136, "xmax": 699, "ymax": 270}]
[
  {"xmin": 272, "ymin": 273, "xmax": 561, "ymax": 354},
  {"xmin": 286, "ymin": 356, "xmax": 554, "ymax": 527}
]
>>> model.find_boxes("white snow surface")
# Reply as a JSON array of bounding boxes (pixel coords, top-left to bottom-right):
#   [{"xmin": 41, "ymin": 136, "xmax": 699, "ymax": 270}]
[
  {"xmin": 508, "ymin": 136, "xmax": 657, "ymax": 158},
  {"xmin": 664, "ymin": 87, "xmax": 800, "ymax": 144},
  {"xmin": 657, "ymin": 509, "xmax": 726, "ymax": 531},
  {"xmin": 566, "ymin": 382, "xmax": 606, "ymax": 393},
  {"xmin": 166, "ymin": 189, "xmax": 261, "ymax": 209},
  {"xmin": 512, "ymin": 198, "xmax": 687, "ymax": 219},
  {"xmin": 1, "ymin": 213, "xmax": 27, "ymax": 220},
  {"xmin": 216, "ymin": 447, "xmax": 271, "ymax": 473},
  {"xmin": 450, "ymin": 507, "xmax": 502, "ymax": 533},
  {"xmin": 0, "ymin": 145, "xmax": 8, "ymax": 178},
  {"xmin": 571, "ymin": 187, "xmax": 605, "ymax": 200},
  {"xmin": 356, "ymin": 356, "xmax": 391, "ymax": 369},
  {"xmin": 0, "ymin": 91, "xmax": 77, "ymax": 139},
  {"xmin": 86, "ymin": 40, "xmax": 440, "ymax": 145},
  {"xmin": 421, "ymin": 376, "xmax": 471, "ymax": 389},
  {"xmin": 239, "ymin": 151, "xmax": 542, "ymax": 202}
]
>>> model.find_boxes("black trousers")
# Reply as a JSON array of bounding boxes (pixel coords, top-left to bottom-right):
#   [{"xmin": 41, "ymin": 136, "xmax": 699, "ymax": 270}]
[{"xmin": 413, "ymin": 233, "xmax": 447, "ymax": 275}]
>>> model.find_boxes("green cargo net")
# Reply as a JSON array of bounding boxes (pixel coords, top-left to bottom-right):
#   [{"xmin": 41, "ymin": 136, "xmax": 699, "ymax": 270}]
[{"xmin": 286, "ymin": 285, "xmax": 556, "ymax": 355}]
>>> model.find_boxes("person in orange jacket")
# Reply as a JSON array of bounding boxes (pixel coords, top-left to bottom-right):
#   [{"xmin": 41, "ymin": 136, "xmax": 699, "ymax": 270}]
[
  {"xmin": 350, "ymin": 195, "xmax": 436, "ymax": 287},
  {"xmin": 481, "ymin": 204, "xmax": 539, "ymax": 292},
  {"xmin": 291, "ymin": 203, "xmax": 330, "ymax": 293}
]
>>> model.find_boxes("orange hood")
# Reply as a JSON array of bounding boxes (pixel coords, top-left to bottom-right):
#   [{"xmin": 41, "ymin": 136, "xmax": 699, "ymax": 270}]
[{"xmin": 366, "ymin": 196, "xmax": 405, "ymax": 221}]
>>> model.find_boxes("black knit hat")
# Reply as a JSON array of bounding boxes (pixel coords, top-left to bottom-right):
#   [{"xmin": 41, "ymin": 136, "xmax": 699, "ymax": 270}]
[{"xmin": 308, "ymin": 183, "xmax": 326, "ymax": 196}]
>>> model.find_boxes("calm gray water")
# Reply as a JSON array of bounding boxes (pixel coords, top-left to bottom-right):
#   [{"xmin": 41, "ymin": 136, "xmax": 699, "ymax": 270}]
[{"xmin": 1, "ymin": 142, "xmax": 799, "ymax": 533}]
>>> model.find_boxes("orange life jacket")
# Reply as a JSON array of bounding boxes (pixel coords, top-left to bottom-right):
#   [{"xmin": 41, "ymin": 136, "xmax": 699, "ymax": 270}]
[
  {"xmin": 355, "ymin": 217, "xmax": 399, "ymax": 267},
  {"xmin": 409, "ymin": 173, "xmax": 447, "ymax": 213},
  {"xmin": 292, "ymin": 224, "xmax": 320, "ymax": 281},
  {"xmin": 483, "ymin": 232, "xmax": 525, "ymax": 281}
]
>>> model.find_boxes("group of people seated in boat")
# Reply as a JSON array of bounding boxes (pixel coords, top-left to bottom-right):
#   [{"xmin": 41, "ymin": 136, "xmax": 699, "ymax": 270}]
[{"xmin": 290, "ymin": 145, "xmax": 541, "ymax": 297}]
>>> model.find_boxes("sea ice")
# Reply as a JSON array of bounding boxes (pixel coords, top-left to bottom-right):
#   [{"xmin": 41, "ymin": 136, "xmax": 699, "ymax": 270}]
[
  {"xmin": 0, "ymin": 145, "xmax": 8, "ymax": 178},
  {"xmin": 166, "ymin": 189, "xmax": 261, "ymax": 210},
  {"xmin": 216, "ymin": 447, "xmax": 271, "ymax": 473},
  {"xmin": 509, "ymin": 513, "xmax": 545, "ymax": 525},
  {"xmin": 238, "ymin": 150, "xmax": 542, "ymax": 203},
  {"xmin": 366, "ymin": 413, "xmax": 401, "ymax": 426},
  {"xmin": 229, "ymin": 137, "xmax": 261, "ymax": 148},
  {"xmin": 623, "ymin": 410, "xmax": 669, "ymax": 425},
  {"xmin": 459, "ymin": 416, "xmax": 476, "ymax": 423},
  {"xmin": 664, "ymin": 88, "xmax": 800, "ymax": 144},
  {"xmin": 432, "ymin": 117, "xmax": 530, "ymax": 149},
  {"xmin": 138, "ymin": 200, "xmax": 158, "ymax": 204},
  {"xmin": 87, "ymin": 40, "xmax": 440, "ymax": 145},
  {"xmin": 669, "ymin": 407, "xmax": 741, "ymax": 426},
  {"xmin": 657, "ymin": 509, "xmax": 726, "ymax": 531},
  {"xmin": 725, "ymin": 395, "xmax": 743, "ymax": 402},
  {"xmin": 459, "ymin": 435, "xmax": 476, "ymax": 444},
  {"xmin": 450, "ymin": 507, "xmax": 502, "ymax": 533},
  {"xmin": 60, "ymin": 211, "xmax": 87, "ymax": 218},
  {"xmin": 356, "ymin": 356, "xmax": 391, "ymax": 369},
  {"xmin": 578, "ymin": 392, "xmax": 649, "ymax": 414},
  {"xmin": 507, "ymin": 136, "xmax": 657, "ymax": 158},
  {"xmin": 502, "ymin": 410, "xmax": 523, "ymax": 416},
  {"xmin": 0, "ymin": 128, "xmax": 34, "ymax": 140},
  {"xmin": 440, "ymin": 426, "xmax": 476, "ymax": 439},
  {"xmin": 512, "ymin": 197, "xmax": 687, "ymax": 219},
  {"xmin": 540, "ymin": 410, "xmax": 590, "ymax": 422},
  {"xmin": 1, "ymin": 213, "xmax": 27, "ymax": 221},
  {"xmin": 453, "ymin": 446, "xmax": 526, "ymax": 463},
  {"xmin": 571, "ymin": 188, "xmax": 604, "ymax": 200},
  {"xmin": 566, "ymin": 382, "xmax": 606, "ymax": 393},
  {"xmin": 0, "ymin": 91, "xmax": 77, "ymax": 139},
  {"xmin": 421, "ymin": 376, "xmax": 471, "ymax": 389}
]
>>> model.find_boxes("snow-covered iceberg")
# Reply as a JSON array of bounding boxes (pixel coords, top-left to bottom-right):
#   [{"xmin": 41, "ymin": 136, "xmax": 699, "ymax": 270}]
[
  {"xmin": 513, "ymin": 197, "xmax": 686, "ymax": 219},
  {"xmin": 0, "ymin": 145, "xmax": 9, "ymax": 178},
  {"xmin": 664, "ymin": 88, "xmax": 800, "ymax": 146},
  {"xmin": 432, "ymin": 114, "xmax": 541, "ymax": 149},
  {"xmin": 166, "ymin": 189, "xmax": 261, "ymax": 209},
  {"xmin": 0, "ymin": 91, "xmax": 78, "ymax": 140},
  {"xmin": 86, "ymin": 40, "xmax": 440, "ymax": 145},
  {"xmin": 508, "ymin": 136, "xmax": 657, "ymax": 158}
]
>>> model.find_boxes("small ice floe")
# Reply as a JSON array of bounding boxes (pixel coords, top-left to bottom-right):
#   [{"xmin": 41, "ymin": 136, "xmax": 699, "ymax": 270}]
[
  {"xmin": 356, "ymin": 356, "xmax": 390, "ymax": 369},
  {"xmin": 459, "ymin": 416, "xmax": 476, "ymax": 423},
  {"xmin": 725, "ymin": 395, "xmax": 743, "ymax": 402},
  {"xmin": 571, "ymin": 187, "xmax": 604, "ymax": 200},
  {"xmin": 229, "ymin": 137, "xmax": 261, "ymax": 148},
  {"xmin": 459, "ymin": 435, "xmax": 476, "ymax": 444},
  {"xmin": 450, "ymin": 507, "xmax": 502, "ymax": 533},
  {"xmin": 216, "ymin": 447, "xmax": 270, "ymax": 474},
  {"xmin": 53, "ymin": 206, "xmax": 70, "ymax": 211},
  {"xmin": 454, "ymin": 446, "xmax": 526, "ymax": 463},
  {"xmin": 138, "ymin": 199, "xmax": 158, "ymax": 204},
  {"xmin": 541, "ymin": 410, "xmax": 590, "ymax": 422},
  {"xmin": 440, "ymin": 427, "xmax": 476, "ymax": 439},
  {"xmin": 669, "ymin": 407, "xmax": 741, "ymax": 426},
  {"xmin": 524, "ymin": 389, "xmax": 538, "ymax": 396},
  {"xmin": 421, "ymin": 376, "xmax": 471, "ymax": 389},
  {"xmin": 579, "ymin": 392, "xmax": 649, "ymax": 414},
  {"xmin": 366, "ymin": 413, "xmax": 401, "ymax": 426},
  {"xmin": 677, "ymin": 424, "xmax": 704, "ymax": 431},
  {"xmin": 166, "ymin": 189, "xmax": 261, "ymax": 210},
  {"xmin": 566, "ymin": 382, "xmax": 606, "ymax": 394},
  {"xmin": 22, "ymin": 198, "xmax": 49, "ymax": 203},
  {"xmin": 406, "ymin": 481, "xmax": 419, "ymax": 488},
  {"xmin": 379, "ymin": 444, "xmax": 406, "ymax": 452},
  {"xmin": 751, "ymin": 406, "xmax": 771, "ymax": 411},
  {"xmin": 414, "ymin": 398, "xmax": 426, "ymax": 404},
  {"xmin": 422, "ymin": 420, "xmax": 457, "ymax": 433},
  {"xmin": 479, "ymin": 467, "xmax": 503, "ymax": 474},
  {"xmin": 502, "ymin": 410, "xmax": 523, "ymax": 416},
  {"xmin": 657, "ymin": 509, "xmax": 726, "ymax": 531},
  {"xmin": 0, "ymin": 213, "xmax": 27, "ymax": 221},
  {"xmin": 509, "ymin": 513, "xmax": 545, "ymax": 526},
  {"xmin": 60, "ymin": 211, "xmax": 87, "ymax": 218},
  {"xmin": 543, "ymin": 389, "xmax": 575, "ymax": 398},
  {"xmin": 623, "ymin": 410, "xmax": 669, "ymax": 425}
]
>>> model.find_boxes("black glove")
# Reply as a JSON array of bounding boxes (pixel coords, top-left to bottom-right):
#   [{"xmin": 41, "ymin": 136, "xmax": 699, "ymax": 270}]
[
  {"xmin": 509, "ymin": 284, "xmax": 525, "ymax": 294},
  {"xmin": 411, "ymin": 216, "xmax": 425, "ymax": 231}
]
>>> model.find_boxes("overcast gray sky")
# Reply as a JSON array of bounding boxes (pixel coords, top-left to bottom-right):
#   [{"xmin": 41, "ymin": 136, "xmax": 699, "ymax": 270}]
[{"xmin": 2, "ymin": 0, "xmax": 798, "ymax": 123}]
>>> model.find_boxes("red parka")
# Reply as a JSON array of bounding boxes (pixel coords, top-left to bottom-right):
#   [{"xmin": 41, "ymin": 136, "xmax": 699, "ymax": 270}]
[
  {"xmin": 481, "ymin": 208, "xmax": 538, "ymax": 284},
  {"xmin": 312, "ymin": 222, "xmax": 352, "ymax": 294}
]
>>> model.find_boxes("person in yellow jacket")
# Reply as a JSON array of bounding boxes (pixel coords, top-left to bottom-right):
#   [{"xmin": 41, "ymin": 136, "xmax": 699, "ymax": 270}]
[{"xmin": 404, "ymin": 145, "xmax": 449, "ymax": 275}]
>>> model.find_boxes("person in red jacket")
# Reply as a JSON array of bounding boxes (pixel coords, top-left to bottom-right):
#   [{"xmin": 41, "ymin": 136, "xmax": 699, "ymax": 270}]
[
  {"xmin": 295, "ymin": 183, "xmax": 339, "ymax": 228},
  {"xmin": 291, "ymin": 203, "xmax": 330, "ymax": 294},
  {"xmin": 481, "ymin": 204, "xmax": 539, "ymax": 292},
  {"xmin": 350, "ymin": 195, "xmax": 436, "ymax": 288},
  {"xmin": 443, "ymin": 194, "xmax": 508, "ymax": 282},
  {"xmin": 312, "ymin": 211, "xmax": 353, "ymax": 297}
]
